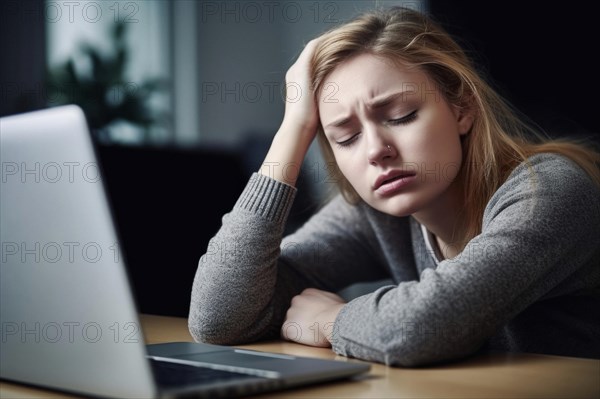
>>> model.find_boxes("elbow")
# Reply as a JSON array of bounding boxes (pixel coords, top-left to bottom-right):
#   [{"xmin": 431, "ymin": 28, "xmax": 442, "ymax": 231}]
[
  {"xmin": 188, "ymin": 317, "xmax": 218, "ymax": 344},
  {"xmin": 187, "ymin": 276, "xmax": 275, "ymax": 345},
  {"xmin": 188, "ymin": 310, "xmax": 239, "ymax": 345},
  {"xmin": 187, "ymin": 297, "xmax": 233, "ymax": 344},
  {"xmin": 187, "ymin": 280, "xmax": 243, "ymax": 345},
  {"xmin": 188, "ymin": 303, "xmax": 261, "ymax": 345}
]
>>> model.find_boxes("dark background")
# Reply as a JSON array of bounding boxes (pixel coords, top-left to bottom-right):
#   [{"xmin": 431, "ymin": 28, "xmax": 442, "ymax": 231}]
[
  {"xmin": 428, "ymin": 0, "xmax": 598, "ymax": 139},
  {"xmin": 3, "ymin": 1, "xmax": 598, "ymax": 135},
  {"xmin": 2, "ymin": 1, "xmax": 597, "ymax": 317}
]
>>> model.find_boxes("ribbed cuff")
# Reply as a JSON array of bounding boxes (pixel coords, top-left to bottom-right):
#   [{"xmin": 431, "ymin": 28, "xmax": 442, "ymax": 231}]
[{"xmin": 234, "ymin": 173, "xmax": 297, "ymax": 224}]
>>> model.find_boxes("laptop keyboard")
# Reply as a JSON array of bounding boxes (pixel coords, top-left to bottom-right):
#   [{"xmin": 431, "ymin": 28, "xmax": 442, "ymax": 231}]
[{"xmin": 149, "ymin": 358, "xmax": 260, "ymax": 389}]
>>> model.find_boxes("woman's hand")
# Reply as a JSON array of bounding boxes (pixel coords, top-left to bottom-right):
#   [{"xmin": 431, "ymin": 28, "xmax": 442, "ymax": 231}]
[
  {"xmin": 259, "ymin": 38, "xmax": 324, "ymax": 186},
  {"xmin": 280, "ymin": 38, "xmax": 322, "ymax": 136},
  {"xmin": 281, "ymin": 288, "xmax": 346, "ymax": 348}
]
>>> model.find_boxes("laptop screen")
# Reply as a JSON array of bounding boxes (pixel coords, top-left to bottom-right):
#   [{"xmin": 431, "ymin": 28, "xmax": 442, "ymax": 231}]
[{"xmin": 1, "ymin": 106, "xmax": 157, "ymax": 398}]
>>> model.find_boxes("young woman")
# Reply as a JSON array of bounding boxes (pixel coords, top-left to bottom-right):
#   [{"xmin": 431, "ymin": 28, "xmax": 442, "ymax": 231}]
[{"xmin": 189, "ymin": 7, "xmax": 600, "ymax": 366}]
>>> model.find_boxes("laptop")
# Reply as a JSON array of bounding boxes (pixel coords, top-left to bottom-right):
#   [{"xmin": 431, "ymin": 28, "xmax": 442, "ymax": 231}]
[{"xmin": 0, "ymin": 105, "xmax": 370, "ymax": 398}]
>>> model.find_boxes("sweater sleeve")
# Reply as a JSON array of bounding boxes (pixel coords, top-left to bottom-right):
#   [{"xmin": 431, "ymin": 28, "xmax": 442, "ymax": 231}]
[
  {"xmin": 188, "ymin": 172, "xmax": 389, "ymax": 345},
  {"xmin": 330, "ymin": 153, "xmax": 600, "ymax": 366}
]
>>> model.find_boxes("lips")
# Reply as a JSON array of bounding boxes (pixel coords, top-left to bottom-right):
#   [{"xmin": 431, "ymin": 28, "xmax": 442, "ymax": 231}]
[{"xmin": 373, "ymin": 170, "xmax": 417, "ymax": 191}]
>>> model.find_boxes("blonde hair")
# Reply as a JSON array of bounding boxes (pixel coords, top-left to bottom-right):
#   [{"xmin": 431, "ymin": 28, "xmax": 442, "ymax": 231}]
[{"xmin": 311, "ymin": 7, "xmax": 600, "ymax": 246}]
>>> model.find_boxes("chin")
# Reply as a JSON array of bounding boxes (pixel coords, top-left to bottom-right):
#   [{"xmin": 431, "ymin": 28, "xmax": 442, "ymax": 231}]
[
  {"xmin": 379, "ymin": 206, "xmax": 418, "ymax": 218},
  {"xmin": 366, "ymin": 194, "xmax": 424, "ymax": 218}
]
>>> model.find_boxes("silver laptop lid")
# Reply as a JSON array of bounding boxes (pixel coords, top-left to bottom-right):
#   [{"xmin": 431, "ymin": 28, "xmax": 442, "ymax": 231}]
[{"xmin": 0, "ymin": 105, "xmax": 157, "ymax": 398}]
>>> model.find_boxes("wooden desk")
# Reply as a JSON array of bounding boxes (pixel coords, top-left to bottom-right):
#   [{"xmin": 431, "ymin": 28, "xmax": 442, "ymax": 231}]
[{"xmin": 1, "ymin": 314, "xmax": 599, "ymax": 398}]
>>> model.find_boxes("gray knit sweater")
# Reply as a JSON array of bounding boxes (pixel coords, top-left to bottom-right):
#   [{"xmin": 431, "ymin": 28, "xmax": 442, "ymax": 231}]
[{"xmin": 189, "ymin": 153, "xmax": 600, "ymax": 366}]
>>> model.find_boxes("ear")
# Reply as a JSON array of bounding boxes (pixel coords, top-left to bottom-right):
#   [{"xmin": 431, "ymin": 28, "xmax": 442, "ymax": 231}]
[{"xmin": 453, "ymin": 100, "xmax": 475, "ymax": 136}]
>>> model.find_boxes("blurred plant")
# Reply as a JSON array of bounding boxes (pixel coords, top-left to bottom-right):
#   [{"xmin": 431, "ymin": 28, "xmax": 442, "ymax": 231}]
[{"xmin": 46, "ymin": 21, "xmax": 169, "ymax": 143}]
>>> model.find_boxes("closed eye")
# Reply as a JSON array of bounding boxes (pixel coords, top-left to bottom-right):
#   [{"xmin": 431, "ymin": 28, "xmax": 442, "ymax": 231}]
[
  {"xmin": 335, "ymin": 132, "xmax": 361, "ymax": 148},
  {"xmin": 334, "ymin": 110, "xmax": 418, "ymax": 149},
  {"xmin": 388, "ymin": 110, "xmax": 418, "ymax": 126}
]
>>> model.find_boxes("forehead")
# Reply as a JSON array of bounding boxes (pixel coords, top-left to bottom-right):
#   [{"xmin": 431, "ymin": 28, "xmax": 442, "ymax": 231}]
[{"xmin": 317, "ymin": 53, "xmax": 431, "ymax": 110}]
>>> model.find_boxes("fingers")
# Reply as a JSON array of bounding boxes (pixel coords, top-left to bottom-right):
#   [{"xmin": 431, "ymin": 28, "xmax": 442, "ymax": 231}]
[
  {"xmin": 287, "ymin": 37, "xmax": 324, "ymax": 78},
  {"xmin": 299, "ymin": 38, "xmax": 323, "ymax": 59},
  {"xmin": 281, "ymin": 39, "xmax": 323, "ymax": 135},
  {"xmin": 281, "ymin": 287, "xmax": 344, "ymax": 347}
]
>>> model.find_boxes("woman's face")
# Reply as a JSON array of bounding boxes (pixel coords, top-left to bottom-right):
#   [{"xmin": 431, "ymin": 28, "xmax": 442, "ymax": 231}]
[{"xmin": 318, "ymin": 53, "xmax": 473, "ymax": 217}]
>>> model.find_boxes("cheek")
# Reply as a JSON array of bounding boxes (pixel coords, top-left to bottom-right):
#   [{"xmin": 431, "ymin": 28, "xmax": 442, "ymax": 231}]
[
  {"xmin": 418, "ymin": 129, "xmax": 464, "ymax": 182},
  {"xmin": 333, "ymin": 152, "xmax": 352, "ymax": 177},
  {"xmin": 411, "ymin": 113, "xmax": 463, "ymax": 160},
  {"xmin": 333, "ymin": 152, "xmax": 363, "ymax": 189}
]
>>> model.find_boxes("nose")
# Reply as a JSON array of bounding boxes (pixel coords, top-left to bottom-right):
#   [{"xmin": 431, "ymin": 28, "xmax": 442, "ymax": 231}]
[{"xmin": 367, "ymin": 129, "xmax": 396, "ymax": 166}]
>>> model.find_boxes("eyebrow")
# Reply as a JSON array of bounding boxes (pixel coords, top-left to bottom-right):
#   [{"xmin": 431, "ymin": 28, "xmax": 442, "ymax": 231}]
[
  {"xmin": 325, "ymin": 116, "xmax": 352, "ymax": 129},
  {"xmin": 366, "ymin": 91, "xmax": 408, "ymax": 109},
  {"xmin": 324, "ymin": 91, "xmax": 409, "ymax": 129}
]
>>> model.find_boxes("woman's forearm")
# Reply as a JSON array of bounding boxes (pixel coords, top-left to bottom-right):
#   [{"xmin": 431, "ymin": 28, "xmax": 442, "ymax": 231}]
[{"xmin": 258, "ymin": 121, "xmax": 315, "ymax": 187}]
